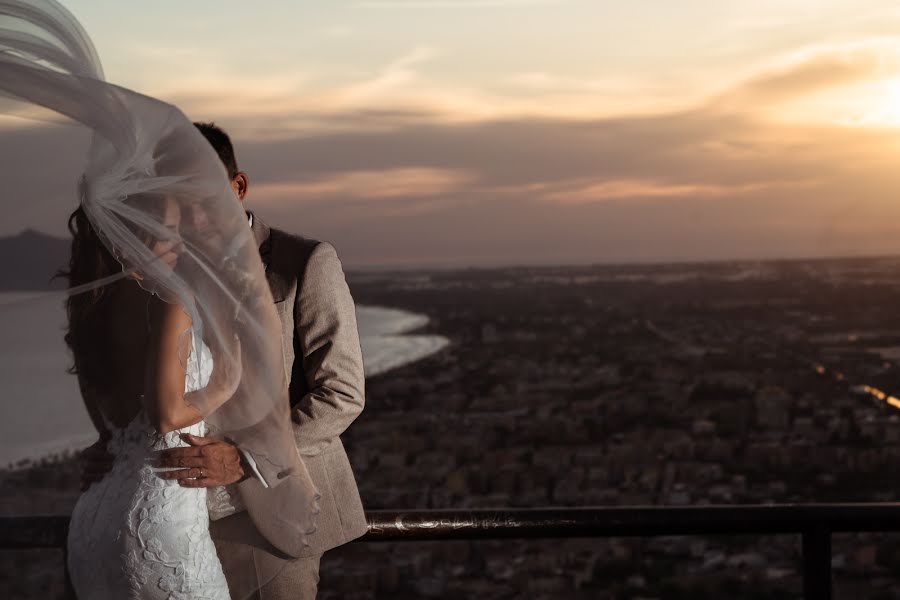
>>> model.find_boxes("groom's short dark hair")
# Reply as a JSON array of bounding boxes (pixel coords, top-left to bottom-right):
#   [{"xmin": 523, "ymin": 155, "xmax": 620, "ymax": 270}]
[{"xmin": 193, "ymin": 121, "xmax": 239, "ymax": 179}]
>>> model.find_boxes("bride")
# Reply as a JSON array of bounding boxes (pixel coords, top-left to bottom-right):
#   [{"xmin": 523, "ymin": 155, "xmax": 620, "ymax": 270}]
[
  {"xmin": 0, "ymin": 1, "xmax": 320, "ymax": 598},
  {"xmin": 62, "ymin": 198, "xmax": 236, "ymax": 598}
]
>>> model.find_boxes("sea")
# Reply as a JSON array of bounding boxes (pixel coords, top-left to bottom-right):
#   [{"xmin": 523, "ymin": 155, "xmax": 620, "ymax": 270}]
[{"xmin": 0, "ymin": 292, "xmax": 449, "ymax": 468}]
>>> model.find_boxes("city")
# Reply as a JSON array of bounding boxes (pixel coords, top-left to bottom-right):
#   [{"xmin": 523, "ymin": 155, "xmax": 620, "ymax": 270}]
[{"xmin": 6, "ymin": 256, "xmax": 900, "ymax": 597}]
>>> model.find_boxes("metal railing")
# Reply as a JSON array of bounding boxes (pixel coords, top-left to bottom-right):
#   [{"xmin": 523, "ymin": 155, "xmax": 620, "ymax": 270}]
[{"xmin": 6, "ymin": 504, "xmax": 900, "ymax": 599}]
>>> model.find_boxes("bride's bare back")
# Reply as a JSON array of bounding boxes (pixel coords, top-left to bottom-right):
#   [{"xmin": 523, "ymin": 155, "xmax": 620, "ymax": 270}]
[
  {"xmin": 79, "ymin": 277, "xmax": 205, "ymax": 433},
  {"xmin": 79, "ymin": 279, "xmax": 156, "ymax": 429}
]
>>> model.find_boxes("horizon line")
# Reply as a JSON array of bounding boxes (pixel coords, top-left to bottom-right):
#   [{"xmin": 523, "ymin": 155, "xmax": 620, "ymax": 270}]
[{"xmin": 6, "ymin": 227, "xmax": 900, "ymax": 274}]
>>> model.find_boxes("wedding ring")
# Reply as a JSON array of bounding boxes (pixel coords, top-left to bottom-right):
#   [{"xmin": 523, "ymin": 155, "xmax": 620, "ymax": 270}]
[{"xmin": 198, "ymin": 468, "xmax": 204, "ymax": 479}]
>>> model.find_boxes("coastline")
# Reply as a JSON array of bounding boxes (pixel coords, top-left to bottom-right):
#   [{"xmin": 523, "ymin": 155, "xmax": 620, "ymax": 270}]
[
  {"xmin": 359, "ymin": 304, "xmax": 450, "ymax": 378},
  {"xmin": 0, "ymin": 301, "xmax": 450, "ymax": 469}
]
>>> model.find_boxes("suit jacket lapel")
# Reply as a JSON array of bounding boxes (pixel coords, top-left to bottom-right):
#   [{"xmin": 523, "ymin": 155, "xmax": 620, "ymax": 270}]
[{"xmin": 249, "ymin": 211, "xmax": 288, "ymax": 303}]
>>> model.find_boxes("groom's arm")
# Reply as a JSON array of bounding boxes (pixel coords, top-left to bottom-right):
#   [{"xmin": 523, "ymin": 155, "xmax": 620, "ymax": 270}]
[
  {"xmin": 154, "ymin": 240, "xmax": 365, "ymax": 484},
  {"xmin": 291, "ymin": 240, "xmax": 366, "ymax": 456}
]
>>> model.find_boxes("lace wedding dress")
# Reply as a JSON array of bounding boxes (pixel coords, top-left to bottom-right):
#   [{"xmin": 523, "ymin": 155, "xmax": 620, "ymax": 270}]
[{"xmin": 66, "ymin": 338, "xmax": 231, "ymax": 600}]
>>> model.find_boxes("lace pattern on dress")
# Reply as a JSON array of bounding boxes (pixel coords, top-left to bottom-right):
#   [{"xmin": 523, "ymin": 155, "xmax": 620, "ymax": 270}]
[{"xmin": 67, "ymin": 337, "xmax": 232, "ymax": 599}]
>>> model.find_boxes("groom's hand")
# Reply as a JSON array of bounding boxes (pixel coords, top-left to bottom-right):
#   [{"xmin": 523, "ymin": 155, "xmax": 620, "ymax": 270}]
[{"xmin": 153, "ymin": 433, "xmax": 245, "ymax": 487}]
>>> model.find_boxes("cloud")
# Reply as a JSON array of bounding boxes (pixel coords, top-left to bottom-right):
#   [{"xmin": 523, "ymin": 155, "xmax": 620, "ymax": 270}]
[
  {"xmin": 533, "ymin": 177, "xmax": 816, "ymax": 205},
  {"xmin": 710, "ymin": 38, "xmax": 900, "ymax": 111},
  {"xmin": 221, "ymin": 101, "xmax": 900, "ymax": 266},
  {"xmin": 152, "ymin": 36, "xmax": 900, "ymax": 144},
  {"xmin": 505, "ymin": 72, "xmax": 636, "ymax": 94},
  {"xmin": 339, "ymin": 46, "xmax": 438, "ymax": 103},
  {"xmin": 9, "ymin": 35, "xmax": 900, "ymax": 266},
  {"xmin": 358, "ymin": 0, "xmax": 560, "ymax": 7},
  {"xmin": 163, "ymin": 47, "xmax": 512, "ymax": 136},
  {"xmin": 251, "ymin": 167, "xmax": 475, "ymax": 202},
  {"xmin": 6, "ymin": 101, "xmax": 900, "ymax": 266}
]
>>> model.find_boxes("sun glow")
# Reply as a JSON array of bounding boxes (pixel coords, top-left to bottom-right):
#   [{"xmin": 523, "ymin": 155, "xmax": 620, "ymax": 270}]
[
  {"xmin": 771, "ymin": 76, "xmax": 900, "ymax": 129},
  {"xmin": 772, "ymin": 76, "xmax": 900, "ymax": 129},
  {"xmin": 855, "ymin": 78, "xmax": 900, "ymax": 127}
]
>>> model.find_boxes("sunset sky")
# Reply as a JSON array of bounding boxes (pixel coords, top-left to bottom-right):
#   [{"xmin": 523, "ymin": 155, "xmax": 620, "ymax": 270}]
[{"xmin": 5, "ymin": 0, "xmax": 900, "ymax": 267}]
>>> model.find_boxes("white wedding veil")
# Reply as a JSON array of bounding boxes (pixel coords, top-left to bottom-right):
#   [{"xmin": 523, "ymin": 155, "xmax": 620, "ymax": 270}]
[{"xmin": 0, "ymin": 0, "xmax": 320, "ymax": 589}]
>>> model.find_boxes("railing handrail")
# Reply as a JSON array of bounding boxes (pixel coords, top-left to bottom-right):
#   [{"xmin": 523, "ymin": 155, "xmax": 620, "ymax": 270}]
[
  {"xmin": 7, "ymin": 503, "xmax": 900, "ymax": 600},
  {"xmin": 362, "ymin": 503, "xmax": 900, "ymax": 539},
  {"xmin": 5, "ymin": 503, "xmax": 900, "ymax": 546}
]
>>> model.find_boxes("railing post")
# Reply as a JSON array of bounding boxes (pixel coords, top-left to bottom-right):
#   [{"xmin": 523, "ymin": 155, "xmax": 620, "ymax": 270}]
[{"xmin": 802, "ymin": 527, "xmax": 832, "ymax": 600}]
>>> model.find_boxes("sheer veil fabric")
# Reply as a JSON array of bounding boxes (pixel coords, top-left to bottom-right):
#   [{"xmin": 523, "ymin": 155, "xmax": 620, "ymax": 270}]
[{"xmin": 0, "ymin": 0, "xmax": 320, "ymax": 579}]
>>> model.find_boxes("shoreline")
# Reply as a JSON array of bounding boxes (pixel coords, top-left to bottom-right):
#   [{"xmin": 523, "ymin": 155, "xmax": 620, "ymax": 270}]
[
  {"xmin": 358, "ymin": 304, "xmax": 450, "ymax": 378},
  {"xmin": 0, "ymin": 302, "xmax": 450, "ymax": 470}
]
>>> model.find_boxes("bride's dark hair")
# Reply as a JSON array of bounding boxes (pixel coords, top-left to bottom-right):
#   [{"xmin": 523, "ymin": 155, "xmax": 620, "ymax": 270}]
[
  {"xmin": 58, "ymin": 205, "xmax": 122, "ymax": 385},
  {"xmin": 60, "ymin": 123, "xmax": 230, "ymax": 387}
]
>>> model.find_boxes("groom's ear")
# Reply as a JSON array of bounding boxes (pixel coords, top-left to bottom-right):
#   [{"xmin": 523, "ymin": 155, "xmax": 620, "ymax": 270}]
[{"xmin": 231, "ymin": 171, "xmax": 249, "ymax": 202}]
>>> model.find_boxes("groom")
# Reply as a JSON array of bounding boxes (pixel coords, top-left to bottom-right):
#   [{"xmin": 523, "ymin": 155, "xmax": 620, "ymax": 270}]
[{"xmin": 84, "ymin": 122, "xmax": 368, "ymax": 598}]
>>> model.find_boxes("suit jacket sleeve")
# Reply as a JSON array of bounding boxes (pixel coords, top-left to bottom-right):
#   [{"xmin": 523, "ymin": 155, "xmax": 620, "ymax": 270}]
[{"xmin": 291, "ymin": 240, "xmax": 365, "ymax": 456}]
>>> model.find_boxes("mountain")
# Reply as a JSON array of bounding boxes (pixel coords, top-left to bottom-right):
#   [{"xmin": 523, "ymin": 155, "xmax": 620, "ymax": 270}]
[{"xmin": 0, "ymin": 229, "xmax": 70, "ymax": 291}]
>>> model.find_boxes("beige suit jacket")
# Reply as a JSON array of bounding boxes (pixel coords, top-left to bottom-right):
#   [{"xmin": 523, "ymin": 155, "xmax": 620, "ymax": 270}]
[{"xmin": 214, "ymin": 213, "xmax": 368, "ymax": 561}]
